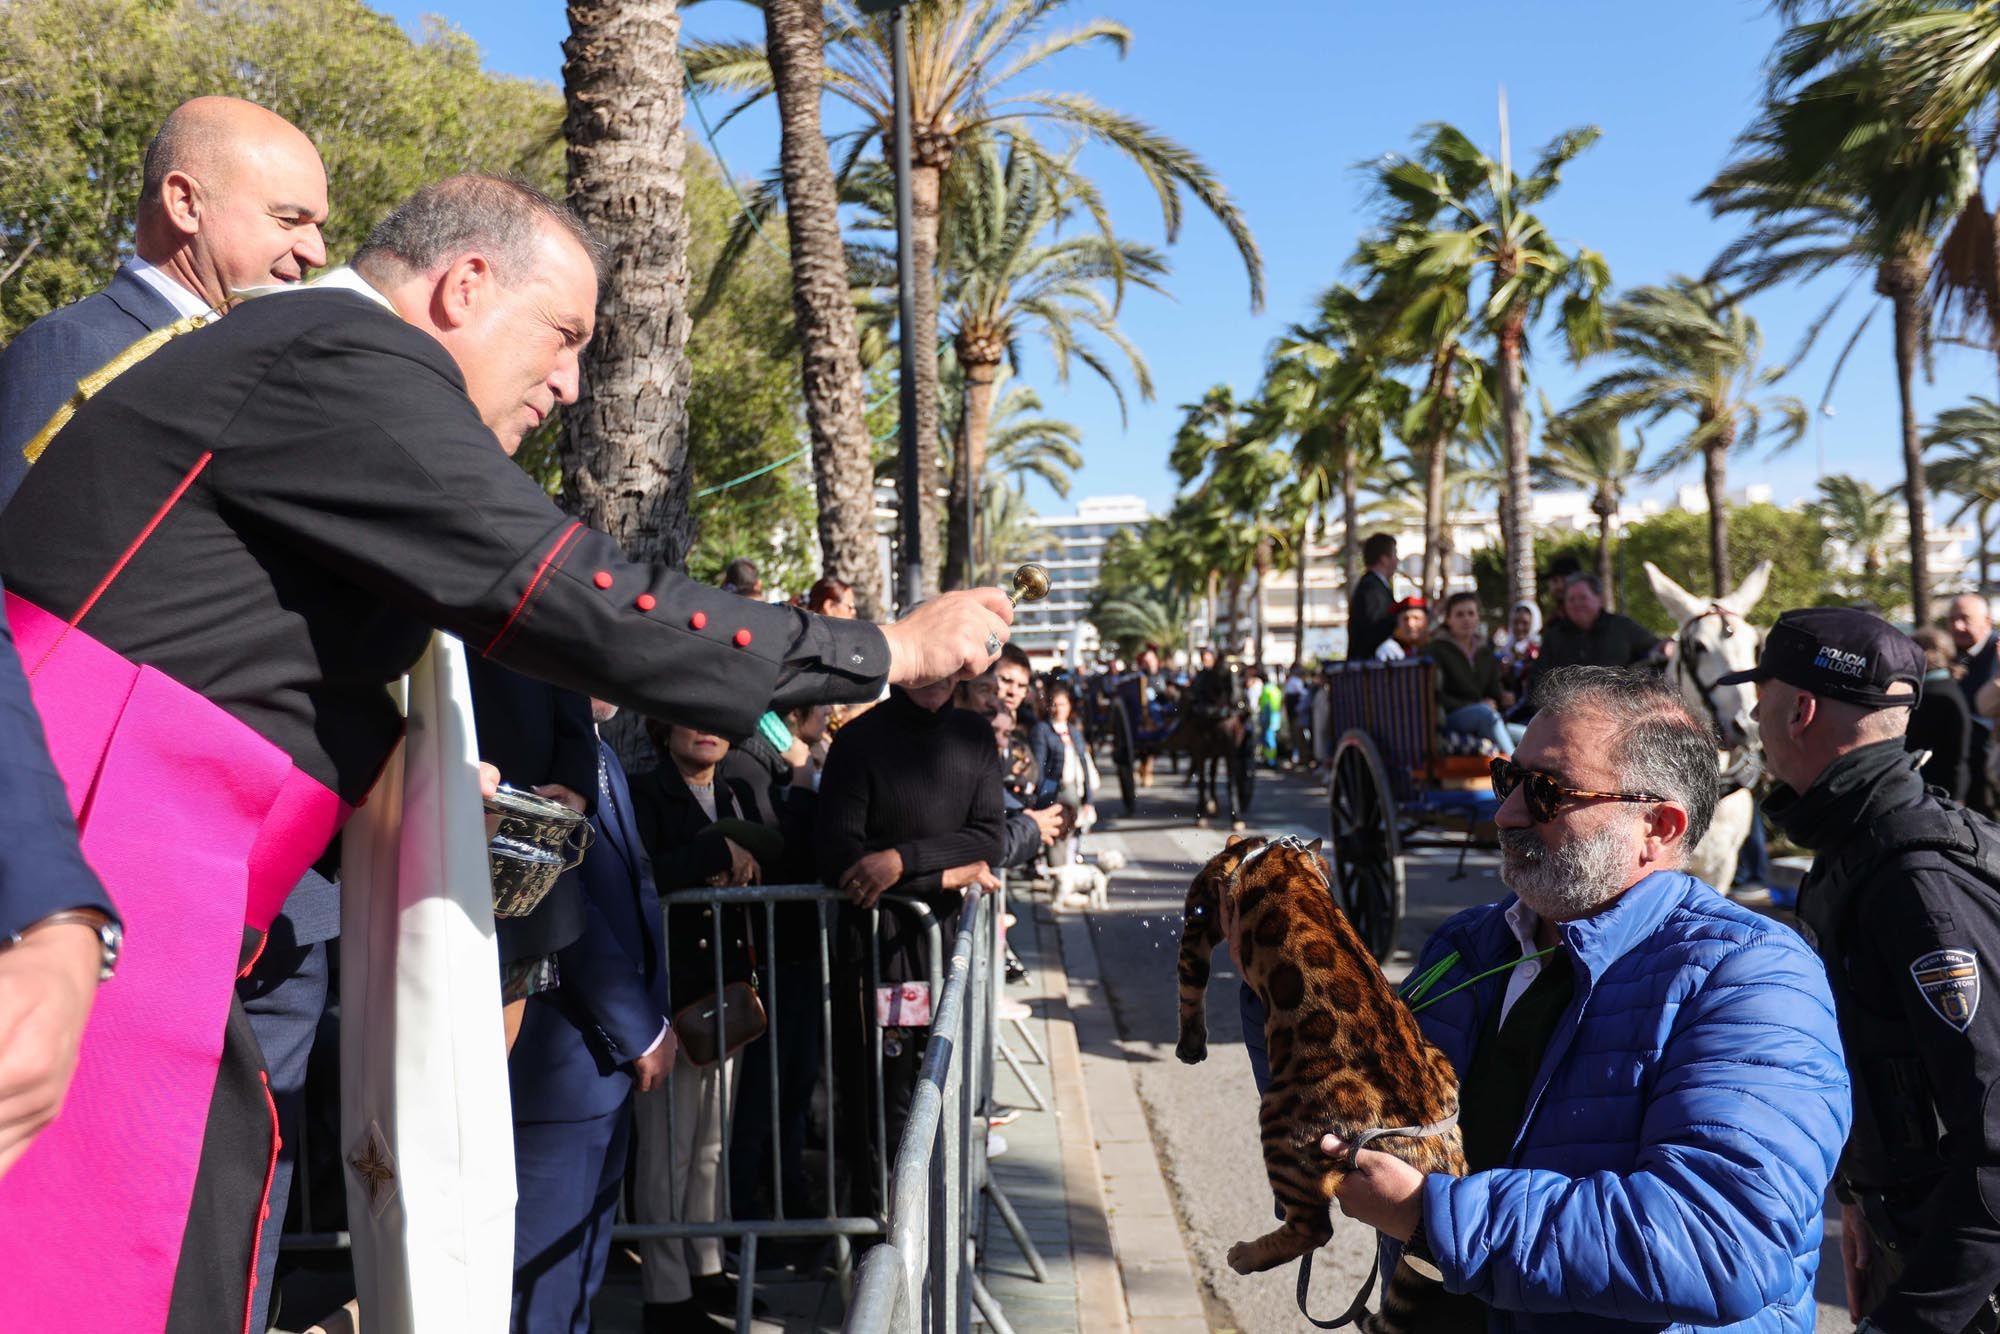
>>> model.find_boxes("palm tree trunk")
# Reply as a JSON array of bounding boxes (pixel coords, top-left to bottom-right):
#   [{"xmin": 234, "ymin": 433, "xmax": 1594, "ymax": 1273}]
[
  {"xmin": 1420, "ymin": 351, "xmax": 1454, "ymax": 605},
  {"xmin": 1341, "ymin": 456, "xmax": 1359, "ymax": 592},
  {"xmin": 1253, "ymin": 544, "xmax": 1272, "ymax": 667},
  {"xmin": 908, "ymin": 156, "xmax": 949, "ymax": 595},
  {"xmin": 1885, "ymin": 256, "xmax": 1934, "ymax": 623},
  {"xmin": 1595, "ymin": 490, "xmax": 1616, "ymax": 613},
  {"xmin": 1702, "ymin": 413, "xmax": 1731, "ymax": 597},
  {"xmin": 560, "ymin": 0, "xmax": 694, "ymax": 568},
  {"xmin": 1498, "ymin": 311, "xmax": 1533, "ymax": 617},
  {"xmin": 763, "ymin": 0, "xmax": 882, "ymax": 617},
  {"xmin": 947, "ymin": 354, "xmax": 1002, "ymax": 586},
  {"xmin": 1982, "ymin": 500, "xmax": 1993, "ymax": 593},
  {"xmin": 1294, "ymin": 517, "xmax": 1310, "ymax": 667}
]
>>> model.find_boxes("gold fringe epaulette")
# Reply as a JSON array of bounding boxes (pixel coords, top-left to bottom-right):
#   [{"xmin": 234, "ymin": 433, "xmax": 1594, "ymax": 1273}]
[{"xmin": 21, "ymin": 310, "xmax": 212, "ymax": 467}]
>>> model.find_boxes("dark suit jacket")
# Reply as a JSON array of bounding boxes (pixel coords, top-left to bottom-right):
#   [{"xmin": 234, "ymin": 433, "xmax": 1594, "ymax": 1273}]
[
  {"xmin": 467, "ymin": 656, "xmax": 596, "ymax": 965},
  {"xmin": 0, "ymin": 577, "xmax": 114, "ymax": 937},
  {"xmin": 1348, "ymin": 569, "xmax": 1396, "ymax": 662},
  {"xmin": 510, "ymin": 738, "xmax": 667, "ymax": 1124},
  {"xmin": 0, "ymin": 265, "xmax": 180, "ymax": 509}
]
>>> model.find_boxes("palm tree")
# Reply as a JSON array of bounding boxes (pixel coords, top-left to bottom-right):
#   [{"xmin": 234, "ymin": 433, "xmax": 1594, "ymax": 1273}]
[
  {"xmin": 1364, "ymin": 113, "xmax": 1610, "ymax": 616},
  {"xmin": 1168, "ymin": 384, "xmax": 1262, "ymax": 642},
  {"xmin": 938, "ymin": 141, "xmax": 1164, "ymax": 587},
  {"xmin": 968, "ymin": 378, "xmax": 1085, "ymax": 496},
  {"xmin": 1574, "ymin": 279, "xmax": 1806, "ymax": 595},
  {"xmin": 1703, "ymin": 48, "xmax": 1978, "ymax": 623},
  {"xmin": 1768, "ymin": 5, "xmax": 2000, "ymax": 377},
  {"xmin": 1089, "ymin": 585, "xmax": 1188, "ymax": 659},
  {"xmin": 1351, "ymin": 220, "xmax": 1490, "ymax": 604},
  {"xmin": 753, "ymin": 0, "xmax": 882, "ymax": 614},
  {"xmin": 1364, "ymin": 431, "xmax": 1502, "ymax": 602},
  {"xmin": 1928, "ymin": 396, "xmax": 2000, "ymax": 593},
  {"xmin": 560, "ymin": 0, "xmax": 696, "ymax": 565},
  {"xmin": 687, "ymin": 0, "xmax": 1263, "ymax": 592},
  {"xmin": 1808, "ymin": 473, "xmax": 1901, "ymax": 587},
  {"xmin": 1536, "ymin": 399, "xmax": 1643, "ymax": 609},
  {"xmin": 1264, "ymin": 282, "xmax": 1404, "ymax": 599}
]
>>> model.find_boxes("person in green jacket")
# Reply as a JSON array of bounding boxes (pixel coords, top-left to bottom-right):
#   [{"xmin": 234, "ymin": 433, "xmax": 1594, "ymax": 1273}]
[{"xmin": 1431, "ymin": 591, "xmax": 1520, "ymax": 755}]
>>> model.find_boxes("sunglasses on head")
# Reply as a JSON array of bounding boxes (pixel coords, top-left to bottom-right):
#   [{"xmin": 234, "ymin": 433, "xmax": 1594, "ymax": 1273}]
[{"xmin": 1488, "ymin": 757, "xmax": 1667, "ymax": 825}]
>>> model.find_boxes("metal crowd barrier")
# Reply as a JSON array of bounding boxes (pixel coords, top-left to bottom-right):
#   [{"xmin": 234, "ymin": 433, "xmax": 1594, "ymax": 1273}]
[
  {"xmin": 613, "ymin": 884, "xmax": 944, "ymax": 1330},
  {"xmin": 278, "ymin": 880, "xmax": 1042, "ymax": 1334}
]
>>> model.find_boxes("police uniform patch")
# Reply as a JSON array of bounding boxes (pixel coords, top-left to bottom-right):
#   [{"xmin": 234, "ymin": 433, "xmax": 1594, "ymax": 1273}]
[{"xmin": 1911, "ymin": 948, "xmax": 1981, "ymax": 1032}]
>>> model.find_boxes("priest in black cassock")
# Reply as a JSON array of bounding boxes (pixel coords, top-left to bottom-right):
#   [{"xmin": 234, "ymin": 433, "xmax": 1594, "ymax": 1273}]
[{"xmin": 0, "ymin": 173, "xmax": 1013, "ymax": 1333}]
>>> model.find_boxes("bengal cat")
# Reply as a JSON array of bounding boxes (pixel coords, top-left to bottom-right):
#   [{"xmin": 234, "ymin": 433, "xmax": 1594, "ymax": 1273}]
[{"xmin": 1177, "ymin": 834, "xmax": 1465, "ymax": 1330}]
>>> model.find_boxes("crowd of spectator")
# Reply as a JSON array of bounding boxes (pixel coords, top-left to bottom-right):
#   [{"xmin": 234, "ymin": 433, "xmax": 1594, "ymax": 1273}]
[{"xmin": 486, "ymin": 561, "xmax": 1104, "ymax": 1331}]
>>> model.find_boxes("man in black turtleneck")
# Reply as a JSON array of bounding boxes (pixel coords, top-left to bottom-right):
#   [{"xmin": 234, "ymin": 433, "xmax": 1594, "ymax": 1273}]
[
  {"xmin": 1735, "ymin": 607, "xmax": 2000, "ymax": 1334},
  {"xmin": 816, "ymin": 680, "xmax": 1004, "ymax": 1215}
]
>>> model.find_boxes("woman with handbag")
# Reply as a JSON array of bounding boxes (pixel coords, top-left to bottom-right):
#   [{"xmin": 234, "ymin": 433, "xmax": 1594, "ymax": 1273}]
[{"xmin": 627, "ymin": 721, "xmax": 767, "ymax": 1334}]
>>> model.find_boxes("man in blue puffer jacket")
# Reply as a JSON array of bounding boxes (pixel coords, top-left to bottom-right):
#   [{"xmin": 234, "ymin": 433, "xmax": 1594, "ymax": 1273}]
[{"xmin": 1328, "ymin": 665, "xmax": 1850, "ymax": 1332}]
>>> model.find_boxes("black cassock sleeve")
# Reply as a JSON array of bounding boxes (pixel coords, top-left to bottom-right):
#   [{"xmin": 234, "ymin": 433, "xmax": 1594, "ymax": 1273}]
[{"xmin": 212, "ymin": 315, "xmax": 887, "ymax": 742}]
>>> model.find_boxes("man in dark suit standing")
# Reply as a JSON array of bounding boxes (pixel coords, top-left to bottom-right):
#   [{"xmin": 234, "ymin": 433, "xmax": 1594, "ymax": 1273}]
[
  {"xmin": 465, "ymin": 657, "xmax": 599, "ymax": 1045},
  {"xmin": 0, "ymin": 94, "xmax": 330, "ymax": 1332},
  {"xmin": 1347, "ymin": 531, "xmax": 1400, "ymax": 662},
  {"xmin": 0, "ymin": 96, "xmax": 328, "ymax": 506},
  {"xmin": 508, "ymin": 698, "xmax": 672, "ymax": 1334}
]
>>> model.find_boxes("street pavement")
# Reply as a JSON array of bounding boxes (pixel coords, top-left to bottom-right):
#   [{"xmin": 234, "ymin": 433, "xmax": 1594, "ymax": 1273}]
[{"xmin": 1083, "ymin": 757, "xmax": 1853, "ymax": 1333}]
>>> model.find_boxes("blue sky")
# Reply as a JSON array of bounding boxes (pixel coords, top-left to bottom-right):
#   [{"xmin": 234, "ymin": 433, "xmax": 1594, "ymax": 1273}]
[{"xmin": 381, "ymin": 0, "xmax": 1994, "ymax": 520}]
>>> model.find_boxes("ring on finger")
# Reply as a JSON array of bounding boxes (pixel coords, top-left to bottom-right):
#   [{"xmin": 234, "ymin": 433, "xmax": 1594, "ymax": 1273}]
[{"xmin": 984, "ymin": 632, "xmax": 1001, "ymax": 657}]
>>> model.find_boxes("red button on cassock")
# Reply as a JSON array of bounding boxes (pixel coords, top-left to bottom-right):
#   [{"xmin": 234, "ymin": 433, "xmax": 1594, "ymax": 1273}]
[
  {"xmin": 734, "ymin": 628, "xmax": 752, "ymax": 648},
  {"xmin": 636, "ymin": 593, "xmax": 657, "ymax": 612},
  {"xmin": 690, "ymin": 611, "xmax": 708, "ymax": 630},
  {"xmin": 592, "ymin": 570, "xmax": 613, "ymax": 589}
]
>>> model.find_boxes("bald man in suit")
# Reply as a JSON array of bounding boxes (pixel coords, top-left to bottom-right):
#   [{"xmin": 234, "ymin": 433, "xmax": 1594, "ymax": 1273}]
[{"xmin": 0, "ymin": 96, "xmax": 328, "ymax": 506}]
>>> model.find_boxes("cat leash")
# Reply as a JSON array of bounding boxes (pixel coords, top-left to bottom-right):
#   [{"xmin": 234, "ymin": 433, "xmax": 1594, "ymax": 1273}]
[{"xmin": 1293, "ymin": 945, "xmax": 1561, "ymax": 1329}]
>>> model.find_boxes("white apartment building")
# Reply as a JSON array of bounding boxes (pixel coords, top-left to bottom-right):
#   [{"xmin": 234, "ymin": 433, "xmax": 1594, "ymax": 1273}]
[{"xmin": 1013, "ymin": 495, "xmax": 1152, "ymax": 663}]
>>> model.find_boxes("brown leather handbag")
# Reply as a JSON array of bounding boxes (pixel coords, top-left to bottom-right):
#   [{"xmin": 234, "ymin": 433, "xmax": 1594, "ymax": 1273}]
[{"xmin": 670, "ymin": 906, "xmax": 767, "ymax": 1067}]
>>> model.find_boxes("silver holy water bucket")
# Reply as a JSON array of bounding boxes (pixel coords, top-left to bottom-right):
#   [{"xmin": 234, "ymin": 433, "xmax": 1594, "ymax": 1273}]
[{"xmin": 485, "ymin": 784, "xmax": 594, "ymax": 918}]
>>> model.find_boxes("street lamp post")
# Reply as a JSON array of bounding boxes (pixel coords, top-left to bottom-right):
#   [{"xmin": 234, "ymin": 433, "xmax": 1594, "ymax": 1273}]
[{"xmin": 861, "ymin": 0, "xmax": 925, "ymax": 612}]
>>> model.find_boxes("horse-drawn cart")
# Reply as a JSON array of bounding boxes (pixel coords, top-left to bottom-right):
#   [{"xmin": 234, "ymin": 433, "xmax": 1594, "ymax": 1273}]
[
  {"xmin": 1103, "ymin": 671, "xmax": 1177, "ymax": 815},
  {"xmin": 1322, "ymin": 657, "xmax": 1501, "ymax": 963}
]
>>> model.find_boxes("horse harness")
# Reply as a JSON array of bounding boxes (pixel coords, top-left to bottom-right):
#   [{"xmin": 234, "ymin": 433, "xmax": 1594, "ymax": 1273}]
[{"xmin": 1673, "ymin": 604, "xmax": 1764, "ymax": 799}]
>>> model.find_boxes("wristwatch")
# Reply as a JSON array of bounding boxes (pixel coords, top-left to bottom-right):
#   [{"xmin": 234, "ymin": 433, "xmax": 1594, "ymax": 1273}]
[
  {"xmin": 8, "ymin": 909, "xmax": 122, "ymax": 981},
  {"xmin": 1402, "ymin": 1210, "xmax": 1443, "ymax": 1282}
]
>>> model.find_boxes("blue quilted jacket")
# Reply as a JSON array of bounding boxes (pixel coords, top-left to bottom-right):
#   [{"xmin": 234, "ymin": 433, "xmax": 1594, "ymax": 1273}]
[{"xmin": 1398, "ymin": 870, "xmax": 1850, "ymax": 1333}]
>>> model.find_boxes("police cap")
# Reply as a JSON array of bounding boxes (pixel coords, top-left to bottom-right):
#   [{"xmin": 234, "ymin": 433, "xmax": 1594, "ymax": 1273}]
[{"xmin": 1715, "ymin": 606, "xmax": 1923, "ymax": 709}]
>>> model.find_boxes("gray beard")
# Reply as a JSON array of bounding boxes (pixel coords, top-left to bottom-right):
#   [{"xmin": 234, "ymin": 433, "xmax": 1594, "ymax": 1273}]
[{"xmin": 1498, "ymin": 820, "xmax": 1634, "ymax": 922}]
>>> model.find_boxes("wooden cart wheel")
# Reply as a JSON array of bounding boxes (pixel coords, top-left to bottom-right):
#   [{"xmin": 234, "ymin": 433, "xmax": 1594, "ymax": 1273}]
[
  {"xmin": 1112, "ymin": 697, "xmax": 1139, "ymax": 816},
  {"xmin": 1328, "ymin": 729, "xmax": 1406, "ymax": 963}
]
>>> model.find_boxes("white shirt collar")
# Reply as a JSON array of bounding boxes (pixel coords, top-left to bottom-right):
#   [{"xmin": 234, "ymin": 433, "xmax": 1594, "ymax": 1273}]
[
  {"xmin": 303, "ymin": 265, "xmax": 396, "ymax": 313},
  {"xmin": 204, "ymin": 265, "xmax": 398, "ymax": 314},
  {"xmin": 1503, "ymin": 897, "xmax": 1542, "ymax": 954},
  {"xmin": 125, "ymin": 256, "xmax": 213, "ymax": 321}
]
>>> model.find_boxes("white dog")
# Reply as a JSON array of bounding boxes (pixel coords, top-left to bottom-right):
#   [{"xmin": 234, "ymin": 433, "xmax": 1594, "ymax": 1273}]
[{"xmin": 1048, "ymin": 848, "xmax": 1126, "ymax": 912}]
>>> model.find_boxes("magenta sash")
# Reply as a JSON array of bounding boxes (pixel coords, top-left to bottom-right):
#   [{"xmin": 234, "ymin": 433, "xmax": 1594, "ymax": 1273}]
[{"xmin": 0, "ymin": 592, "xmax": 347, "ymax": 1333}]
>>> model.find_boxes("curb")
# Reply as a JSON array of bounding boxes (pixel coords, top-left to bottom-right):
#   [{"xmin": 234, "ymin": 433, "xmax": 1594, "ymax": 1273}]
[
  {"xmin": 1050, "ymin": 906, "xmax": 1213, "ymax": 1334},
  {"xmin": 1037, "ymin": 901, "xmax": 1135, "ymax": 1334}
]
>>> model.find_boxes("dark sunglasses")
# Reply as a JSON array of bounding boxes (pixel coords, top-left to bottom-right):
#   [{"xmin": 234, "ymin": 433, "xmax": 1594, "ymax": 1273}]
[{"xmin": 1488, "ymin": 757, "xmax": 1667, "ymax": 825}]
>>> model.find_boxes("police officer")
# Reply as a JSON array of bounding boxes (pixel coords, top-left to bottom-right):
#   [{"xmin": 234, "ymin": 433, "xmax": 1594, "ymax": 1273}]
[{"xmin": 1727, "ymin": 608, "xmax": 2000, "ymax": 1333}]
